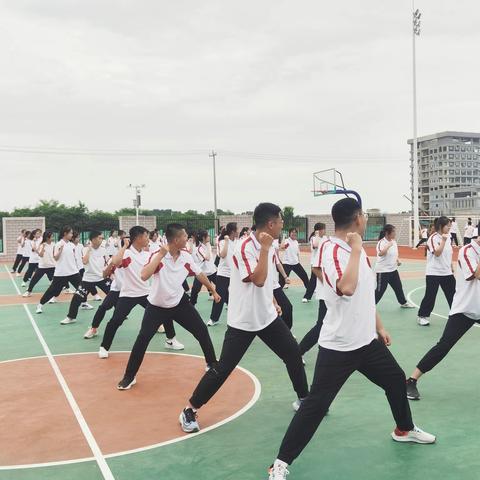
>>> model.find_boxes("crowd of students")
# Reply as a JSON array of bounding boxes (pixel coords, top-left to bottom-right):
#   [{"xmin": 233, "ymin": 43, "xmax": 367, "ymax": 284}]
[{"xmin": 9, "ymin": 205, "xmax": 479, "ymax": 480}]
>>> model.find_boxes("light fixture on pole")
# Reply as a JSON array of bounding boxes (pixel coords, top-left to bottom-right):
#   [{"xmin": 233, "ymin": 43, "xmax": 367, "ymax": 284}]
[
  {"xmin": 411, "ymin": 3, "xmax": 421, "ymax": 246},
  {"xmin": 128, "ymin": 184, "xmax": 146, "ymax": 225}
]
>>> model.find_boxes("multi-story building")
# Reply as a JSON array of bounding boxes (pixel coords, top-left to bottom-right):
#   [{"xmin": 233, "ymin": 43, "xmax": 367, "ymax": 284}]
[{"xmin": 408, "ymin": 131, "xmax": 480, "ymax": 216}]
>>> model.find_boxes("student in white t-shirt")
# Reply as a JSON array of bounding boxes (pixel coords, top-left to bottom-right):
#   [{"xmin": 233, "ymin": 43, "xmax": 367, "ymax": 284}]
[
  {"xmin": 406, "ymin": 234, "xmax": 480, "ymax": 400},
  {"xmin": 272, "ymin": 239, "xmax": 294, "ymax": 329},
  {"xmin": 11, "ymin": 229, "xmax": 26, "ymax": 274},
  {"xmin": 106, "ymin": 230, "xmax": 120, "ymax": 257},
  {"xmin": 17, "ymin": 230, "xmax": 32, "ymax": 275},
  {"xmin": 417, "ymin": 216, "xmax": 456, "ymax": 326},
  {"xmin": 374, "ymin": 224, "xmax": 414, "ymax": 308},
  {"xmin": 268, "ymin": 198, "xmax": 435, "ymax": 480},
  {"xmin": 60, "ymin": 231, "xmax": 111, "ymax": 325},
  {"xmin": 208, "ymin": 222, "xmax": 238, "ymax": 326},
  {"xmin": 190, "ymin": 230, "xmax": 217, "ymax": 306},
  {"xmin": 303, "ymin": 223, "xmax": 325, "ymax": 302},
  {"xmin": 23, "ymin": 231, "xmax": 56, "ymax": 296},
  {"xmin": 415, "ymin": 226, "xmax": 429, "ymax": 249},
  {"xmin": 463, "ymin": 221, "xmax": 475, "ymax": 245},
  {"xmin": 239, "ymin": 226, "xmax": 251, "ymax": 240},
  {"xmin": 117, "ymin": 223, "xmax": 221, "ymax": 390},
  {"xmin": 279, "ymin": 228, "xmax": 310, "ymax": 300},
  {"xmin": 98, "ymin": 226, "xmax": 183, "ymax": 359},
  {"xmin": 148, "ymin": 230, "xmax": 161, "ymax": 253},
  {"xmin": 180, "ymin": 203, "xmax": 308, "ymax": 434},
  {"xmin": 21, "ymin": 229, "xmax": 42, "ymax": 287},
  {"xmin": 449, "ymin": 217, "xmax": 459, "ymax": 247},
  {"xmin": 36, "ymin": 227, "xmax": 82, "ymax": 314}
]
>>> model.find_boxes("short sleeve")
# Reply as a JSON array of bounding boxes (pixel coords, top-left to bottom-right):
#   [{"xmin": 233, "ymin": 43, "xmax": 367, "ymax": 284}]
[
  {"xmin": 184, "ymin": 253, "xmax": 202, "ymax": 276},
  {"xmin": 235, "ymin": 240, "xmax": 258, "ymax": 282},
  {"xmin": 122, "ymin": 250, "xmax": 132, "ymax": 268},
  {"xmin": 427, "ymin": 234, "xmax": 440, "ymax": 253},
  {"xmin": 461, "ymin": 247, "xmax": 478, "ymax": 280},
  {"xmin": 323, "ymin": 244, "xmax": 348, "ymax": 295}
]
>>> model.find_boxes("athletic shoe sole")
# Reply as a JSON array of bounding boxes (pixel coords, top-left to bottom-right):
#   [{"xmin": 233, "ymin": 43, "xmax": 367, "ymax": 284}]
[
  {"xmin": 407, "ymin": 394, "xmax": 420, "ymax": 401},
  {"xmin": 179, "ymin": 413, "xmax": 199, "ymax": 433},
  {"xmin": 391, "ymin": 432, "xmax": 435, "ymax": 444},
  {"xmin": 117, "ymin": 378, "xmax": 137, "ymax": 390}
]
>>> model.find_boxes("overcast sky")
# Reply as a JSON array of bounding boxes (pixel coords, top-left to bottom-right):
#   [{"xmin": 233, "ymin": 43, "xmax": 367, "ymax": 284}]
[{"xmin": 1, "ymin": 0, "xmax": 479, "ymax": 215}]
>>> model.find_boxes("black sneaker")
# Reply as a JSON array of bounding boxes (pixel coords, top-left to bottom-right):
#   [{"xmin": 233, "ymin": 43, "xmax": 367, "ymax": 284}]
[
  {"xmin": 180, "ymin": 407, "xmax": 200, "ymax": 433},
  {"xmin": 117, "ymin": 376, "xmax": 137, "ymax": 390},
  {"xmin": 406, "ymin": 378, "xmax": 420, "ymax": 400}
]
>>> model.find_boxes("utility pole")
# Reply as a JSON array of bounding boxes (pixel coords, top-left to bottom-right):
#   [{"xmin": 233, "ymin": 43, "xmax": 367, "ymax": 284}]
[
  {"xmin": 128, "ymin": 184, "xmax": 146, "ymax": 225},
  {"xmin": 209, "ymin": 150, "xmax": 218, "ymax": 234},
  {"xmin": 412, "ymin": 2, "xmax": 421, "ymax": 246}
]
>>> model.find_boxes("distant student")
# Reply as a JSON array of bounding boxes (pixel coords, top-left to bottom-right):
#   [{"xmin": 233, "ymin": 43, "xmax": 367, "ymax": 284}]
[
  {"xmin": 375, "ymin": 224, "xmax": 414, "ymax": 308},
  {"xmin": 11, "ymin": 229, "xmax": 26, "ymax": 274},
  {"xmin": 464, "ymin": 221, "xmax": 475, "ymax": 246},
  {"xmin": 21, "ymin": 229, "xmax": 42, "ymax": 287},
  {"xmin": 148, "ymin": 230, "xmax": 161, "ymax": 253},
  {"xmin": 449, "ymin": 217, "xmax": 459, "ymax": 247},
  {"xmin": 415, "ymin": 226, "xmax": 428, "ymax": 249},
  {"xmin": 16, "ymin": 230, "xmax": 32, "ymax": 275},
  {"xmin": 303, "ymin": 223, "xmax": 326, "ymax": 302},
  {"xmin": 273, "ymin": 239, "xmax": 293, "ymax": 329},
  {"xmin": 190, "ymin": 230, "xmax": 217, "ymax": 306},
  {"xmin": 106, "ymin": 230, "xmax": 120, "ymax": 257},
  {"xmin": 417, "ymin": 217, "xmax": 455, "ymax": 326}
]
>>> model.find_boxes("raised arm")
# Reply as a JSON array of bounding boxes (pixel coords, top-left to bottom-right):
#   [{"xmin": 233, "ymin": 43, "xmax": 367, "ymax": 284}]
[{"xmin": 336, "ymin": 233, "xmax": 362, "ymax": 296}]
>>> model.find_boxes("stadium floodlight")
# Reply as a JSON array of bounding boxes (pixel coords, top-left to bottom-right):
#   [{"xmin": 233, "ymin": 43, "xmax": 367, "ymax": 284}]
[{"xmin": 128, "ymin": 184, "xmax": 146, "ymax": 225}]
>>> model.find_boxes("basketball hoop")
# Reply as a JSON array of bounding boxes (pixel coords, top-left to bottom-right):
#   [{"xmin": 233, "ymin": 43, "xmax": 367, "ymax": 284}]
[{"xmin": 312, "ymin": 168, "xmax": 362, "ymax": 207}]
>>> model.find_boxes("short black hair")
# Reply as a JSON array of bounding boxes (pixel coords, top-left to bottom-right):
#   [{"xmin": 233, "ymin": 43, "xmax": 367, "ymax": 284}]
[
  {"xmin": 314, "ymin": 222, "xmax": 326, "ymax": 231},
  {"xmin": 288, "ymin": 228, "xmax": 297, "ymax": 235},
  {"xmin": 60, "ymin": 226, "xmax": 73, "ymax": 238},
  {"xmin": 89, "ymin": 230, "xmax": 103, "ymax": 241},
  {"xmin": 129, "ymin": 226, "xmax": 148, "ymax": 244},
  {"xmin": 434, "ymin": 216, "xmax": 451, "ymax": 231},
  {"xmin": 165, "ymin": 223, "xmax": 185, "ymax": 242},
  {"xmin": 253, "ymin": 203, "xmax": 282, "ymax": 228},
  {"xmin": 332, "ymin": 198, "xmax": 362, "ymax": 229}
]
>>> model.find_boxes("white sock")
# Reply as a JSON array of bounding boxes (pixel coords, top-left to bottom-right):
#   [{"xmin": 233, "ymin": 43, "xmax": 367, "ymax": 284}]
[{"xmin": 274, "ymin": 459, "xmax": 288, "ymax": 469}]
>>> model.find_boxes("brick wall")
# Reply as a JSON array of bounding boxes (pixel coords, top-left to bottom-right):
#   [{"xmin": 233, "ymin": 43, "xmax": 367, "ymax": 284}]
[
  {"xmin": 1, "ymin": 217, "xmax": 46, "ymax": 261},
  {"xmin": 306, "ymin": 214, "xmax": 335, "ymax": 237},
  {"xmin": 218, "ymin": 214, "xmax": 253, "ymax": 231},
  {"xmin": 118, "ymin": 216, "xmax": 157, "ymax": 233}
]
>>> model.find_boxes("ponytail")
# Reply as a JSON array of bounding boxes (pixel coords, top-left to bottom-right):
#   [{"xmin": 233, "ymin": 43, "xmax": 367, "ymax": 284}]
[{"xmin": 378, "ymin": 224, "xmax": 395, "ymax": 241}]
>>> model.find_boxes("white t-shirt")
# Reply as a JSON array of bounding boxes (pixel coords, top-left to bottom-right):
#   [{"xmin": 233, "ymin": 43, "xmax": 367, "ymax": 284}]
[
  {"xmin": 149, "ymin": 240, "xmax": 161, "ymax": 253},
  {"xmin": 309, "ymin": 235, "xmax": 321, "ymax": 266},
  {"xmin": 450, "ymin": 241, "xmax": 480, "ymax": 320},
  {"xmin": 54, "ymin": 240, "xmax": 79, "ymax": 277},
  {"xmin": 319, "ymin": 237, "xmax": 377, "ymax": 351},
  {"xmin": 197, "ymin": 242, "xmax": 217, "ymax": 276},
  {"xmin": 426, "ymin": 233, "xmax": 453, "ymax": 276},
  {"xmin": 450, "ymin": 221, "xmax": 459, "ymax": 235},
  {"xmin": 74, "ymin": 244, "xmax": 85, "ymax": 271},
  {"xmin": 110, "ymin": 264, "xmax": 125, "ymax": 292},
  {"xmin": 22, "ymin": 239, "xmax": 32, "ymax": 258},
  {"xmin": 83, "ymin": 246, "xmax": 108, "ymax": 282},
  {"xmin": 314, "ymin": 237, "xmax": 330, "ymax": 301},
  {"xmin": 16, "ymin": 235, "xmax": 24, "ymax": 255},
  {"xmin": 29, "ymin": 238, "xmax": 42, "ymax": 264},
  {"xmin": 147, "ymin": 250, "xmax": 201, "ymax": 308},
  {"xmin": 38, "ymin": 243, "xmax": 56, "ymax": 269},
  {"xmin": 375, "ymin": 238, "xmax": 398, "ymax": 273},
  {"xmin": 272, "ymin": 240, "xmax": 281, "ymax": 290},
  {"xmin": 228, "ymin": 233, "xmax": 278, "ymax": 332},
  {"xmin": 421, "ymin": 228, "xmax": 428, "ymax": 239},
  {"xmin": 106, "ymin": 236, "xmax": 120, "ymax": 256},
  {"xmin": 283, "ymin": 238, "xmax": 300, "ymax": 265},
  {"xmin": 464, "ymin": 225, "xmax": 475, "ymax": 239},
  {"xmin": 120, "ymin": 247, "xmax": 151, "ymax": 297},
  {"xmin": 216, "ymin": 238, "xmax": 235, "ymax": 277}
]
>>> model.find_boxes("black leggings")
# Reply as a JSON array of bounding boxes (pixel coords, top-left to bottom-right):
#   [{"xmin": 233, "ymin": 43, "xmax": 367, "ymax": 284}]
[
  {"xmin": 450, "ymin": 233, "xmax": 459, "ymax": 247},
  {"xmin": 279, "ymin": 263, "xmax": 310, "ymax": 290},
  {"xmin": 277, "ymin": 339, "xmax": 413, "ymax": 465},
  {"xmin": 101, "ymin": 295, "xmax": 176, "ymax": 350},
  {"xmin": 12, "ymin": 254, "xmax": 23, "ymax": 272},
  {"xmin": 40, "ymin": 274, "xmax": 81, "ymax": 305},
  {"xmin": 375, "ymin": 270, "xmax": 407, "ymax": 305},
  {"xmin": 190, "ymin": 273, "xmax": 217, "ymax": 306},
  {"xmin": 67, "ymin": 279, "xmax": 111, "ymax": 320},
  {"xmin": 274, "ymin": 287, "xmax": 293, "ymax": 329},
  {"xmin": 418, "ymin": 275, "xmax": 456, "ymax": 318},
  {"xmin": 415, "ymin": 238, "xmax": 427, "ymax": 249},
  {"xmin": 417, "ymin": 313, "xmax": 478, "ymax": 374},
  {"xmin": 299, "ymin": 300, "xmax": 327, "ymax": 355},
  {"xmin": 189, "ymin": 317, "xmax": 308, "ymax": 409},
  {"xmin": 210, "ymin": 275, "xmax": 230, "ymax": 322},
  {"xmin": 464, "ymin": 237, "xmax": 472, "ymax": 245},
  {"xmin": 23, "ymin": 262, "xmax": 38, "ymax": 283},
  {"xmin": 124, "ymin": 296, "xmax": 217, "ymax": 378},
  {"xmin": 17, "ymin": 257, "xmax": 29, "ymax": 274},
  {"xmin": 92, "ymin": 290, "xmax": 120, "ymax": 328},
  {"xmin": 28, "ymin": 267, "xmax": 55, "ymax": 292},
  {"xmin": 304, "ymin": 272, "xmax": 317, "ymax": 300}
]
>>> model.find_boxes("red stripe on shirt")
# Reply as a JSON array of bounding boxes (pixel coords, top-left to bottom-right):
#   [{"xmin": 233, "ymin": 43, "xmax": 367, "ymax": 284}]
[
  {"xmin": 154, "ymin": 262, "xmax": 164, "ymax": 274},
  {"xmin": 241, "ymin": 237, "xmax": 254, "ymax": 275},
  {"xmin": 333, "ymin": 244, "xmax": 343, "ymax": 279},
  {"xmin": 427, "ymin": 234, "xmax": 437, "ymax": 253},
  {"xmin": 463, "ymin": 245, "xmax": 475, "ymax": 275},
  {"xmin": 121, "ymin": 256, "xmax": 132, "ymax": 268},
  {"xmin": 184, "ymin": 262, "xmax": 195, "ymax": 276},
  {"xmin": 317, "ymin": 239, "xmax": 330, "ymax": 267}
]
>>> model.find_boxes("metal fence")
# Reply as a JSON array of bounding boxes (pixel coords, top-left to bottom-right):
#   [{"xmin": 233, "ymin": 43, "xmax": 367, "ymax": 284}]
[
  {"xmin": 282, "ymin": 217, "xmax": 309, "ymax": 242},
  {"xmin": 364, "ymin": 215, "xmax": 386, "ymax": 241}
]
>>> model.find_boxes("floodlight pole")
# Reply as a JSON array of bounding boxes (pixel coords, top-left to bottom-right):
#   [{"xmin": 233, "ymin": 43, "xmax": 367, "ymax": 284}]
[
  {"xmin": 128, "ymin": 184, "xmax": 146, "ymax": 225},
  {"xmin": 210, "ymin": 150, "xmax": 218, "ymax": 234}
]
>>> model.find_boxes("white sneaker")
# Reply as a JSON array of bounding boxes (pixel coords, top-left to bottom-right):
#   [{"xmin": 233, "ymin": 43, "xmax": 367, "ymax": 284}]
[
  {"xmin": 283, "ymin": 284, "xmax": 289, "ymax": 290},
  {"xmin": 268, "ymin": 461, "xmax": 289, "ymax": 480},
  {"xmin": 22, "ymin": 291, "xmax": 32, "ymax": 297},
  {"xmin": 391, "ymin": 425, "xmax": 436, "ymax": 444},
  {"xmin": 401, "ymin": 302, "xmax": 415, "ymax": 309},
  {"xmin": 98, "ymin": 347, "xmax": 109, "ymax": 359},
  {"xmin": 157, "ymin": 324, "xmax": 165, "ymax": 334},
  {"xmin": 207, "ymin": 319, "xmax": 219, "ymax": 327},
  {"xmin": 292, "ymin": 398, "xmax": 304, "ymax": 412},
  {"xmin": 93, "ymin": 294, "xmax": 102, "ymax": 301},
  {"xmin": 16, "ymin": 272, "xmax": 21, "ymax": 277},
  {"xmin": 165, "ymin": 337, "xmax": 185, "ymax": 350},
  {"xmin": 21, "ymin": 281, "xmax": 27, "ymax": 288},
  {"xmin": 84, "ymin": 327, "xmax": 98, "ymax": 339},
  {"xmin": 60, "ymin": 317, "xmax": 76, "ymax": 325},
  {"xmin": 80, "ymin": 303, "xmax": 94, "ymax": 310},
  {"xmin": 301, "ymin": 298, "xmax": 309, "ymax": 303},
  {"xmin": 417, "ymin": 317, "xmax": 430, "ymax": 326},
  {"xmin": 48, "ymin": 297, "xmax": 56, "ymax": 304},
  {"xmin": 36, "ymin": 304, "xmax": 42, "ymax": 314}
]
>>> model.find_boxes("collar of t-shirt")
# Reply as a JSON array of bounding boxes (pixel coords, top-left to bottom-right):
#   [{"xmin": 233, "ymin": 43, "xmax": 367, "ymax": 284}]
[{"xmin": 330, "ymin": 236, "xmax": 352, "ymax": 252}]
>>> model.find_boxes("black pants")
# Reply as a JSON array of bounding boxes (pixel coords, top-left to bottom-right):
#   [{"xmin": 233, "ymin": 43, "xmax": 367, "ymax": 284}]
[
  {"xmin": 464, "ymin": 237, "xmax": 472, "ymax": 245},
  {"xmin": 214, "ymin": 256, "xmax": 220, "ymax": 267},
  {"xmin": 277, "ymin": 339, "xmax": 414, "ymax": 465},
  {"xmin": 279, "ymin": 263, "xmax": 310, "ymax": 291},
  {"xmin": 210, "ymin": 275, "xmax": 230, "ymax": 322},
  {"xmin": 450, "ymin": 233, "xmax": 459, "ymax": 246},
  {"xmin": 92, "ymin": 290, "xmax": 120, "ymax": 328},
  {"xmin": 23, "ymin": 262, "xmax": 39, "ymax": 282},
  {"xmin": 274, "ymin": 287, "xmax": 293, "ymax": 329},
  {"xmin": 190, "ymin": 273, "xmax": 216, "ymax": 306},
  {"xmin": 299, "ymin": 300, "xmax": 327, "ymax": 355},
  {"xmin": 415, "ymin": 238, "xmax": 427, "ymax": 248},
  {"xmin": 183, "ymin": 279, "xmax": 190, "ymax": 292},
  {"xmin": 40, "ymin": 273, "xmax": 81, "ymax": 305},
  {"xmin": 12, "ymin": 254, "xmax": 23, "ymax": 272},
  {"xmin": 28, "ymin": 267, "xmax": 55, "ymax": 293},
  {"xmin": 417, "ymin": 313, "xmax": 478, "ymax": 374},
  {"xmin": 304, "ymin": 272, "xmax": 317, "ymax": 300},
  {"xmin": 17, "ymin": 257, "xmax": 29, "ymax": 274},
  {"xmin": 189, "ymin": 317, "xmax": 308, "ymax": 409},
  {"xmin": 124, "ymin": 296, "xmax": 217, "ymax": 378},
  {"xmin": 67, "ymin": 279, "xmax": 111, "ymax": 320},
  {"xmin": 418, "ymin": 275, "xmax": 456, "ymax": 318},
  {"xmin": 101, "ymin": 295, "xmax": 177, "ymax": 350},
  {"xmin": 375, "ymin": 270, "xmax": 407, "ymax": 305}
]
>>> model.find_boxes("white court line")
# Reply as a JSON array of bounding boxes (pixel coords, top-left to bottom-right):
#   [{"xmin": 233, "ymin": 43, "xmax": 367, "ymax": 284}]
[{"xmin": 4, "ymin": 266, "xmax": 115, "ymax": 479}]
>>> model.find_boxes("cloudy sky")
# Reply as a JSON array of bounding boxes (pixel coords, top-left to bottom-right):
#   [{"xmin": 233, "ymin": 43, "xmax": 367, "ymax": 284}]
[{"xmin": 1, "ymin": 0, "xmax": 479, "ymax": 215}]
